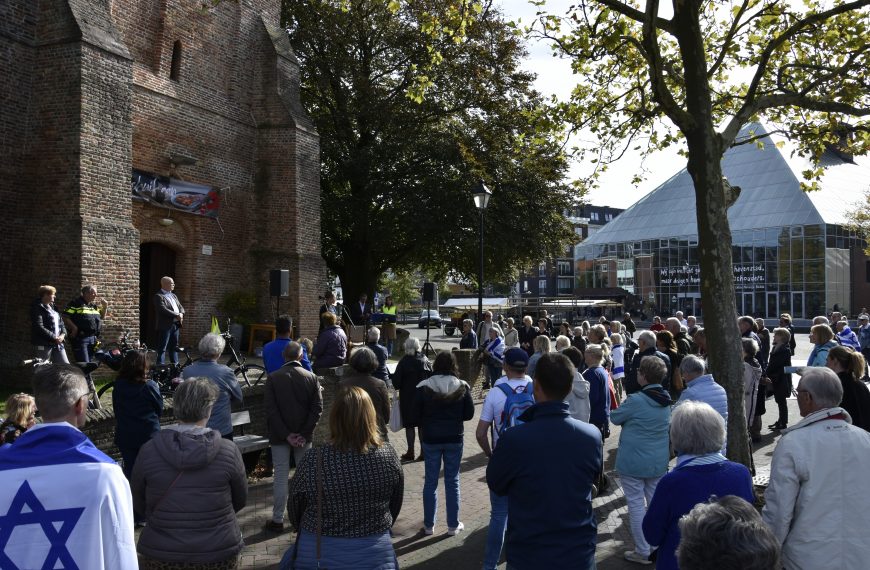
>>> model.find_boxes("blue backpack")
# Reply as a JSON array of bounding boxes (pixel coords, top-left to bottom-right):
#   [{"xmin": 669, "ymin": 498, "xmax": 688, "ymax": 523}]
[{"xmin": 497, "ymin": 381, "xmax": 535, "ymax": 438}]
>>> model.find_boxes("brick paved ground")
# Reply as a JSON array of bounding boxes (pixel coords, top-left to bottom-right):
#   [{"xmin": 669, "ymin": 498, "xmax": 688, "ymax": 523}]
[{"xmin": 143, "ymin": 333, "xmax": 811, "ymax": 569}]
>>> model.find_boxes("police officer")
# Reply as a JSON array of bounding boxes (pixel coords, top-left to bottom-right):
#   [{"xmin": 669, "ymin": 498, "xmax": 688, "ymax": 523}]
[{"xmin": 63, "ymin": 284, "xmax": 108, "ymax": 409}]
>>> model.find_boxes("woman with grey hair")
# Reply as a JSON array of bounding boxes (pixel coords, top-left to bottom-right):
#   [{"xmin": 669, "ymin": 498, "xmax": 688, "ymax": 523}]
[
  {"xmin": 527, "ymin": 334, "xmax": 551, "ymax": 377},
  {"xmin": 642, "ymin": 401, "xmax": 755, "ymax": 570},
  {"xmin": 181, "ymin": 333, "xmax": 243, "ymax": 440},
  {"xmin": 459, "ymin": 318, "xmax": 477, "ymax": 349},
  {"xmin": 503, "ymin": 318, "xmax": 519, "ymax": 348},
  {"xmin": 391, "ymin": 336, "xmax": 431, "ymax": 461},
  {"xmin": 340, "ymin": 347, "xmax": 391, "ymax": 436},
  {"xmin": 743, "ymin": 337, "xmax": 763, "ymax": 441},
  {"xmin": 677, "ymin": 496, "xmax": 781, "ymax": 570},
  {"xmin": 132, "ymin": 378, "xmax": 248, "ymax": 569}
]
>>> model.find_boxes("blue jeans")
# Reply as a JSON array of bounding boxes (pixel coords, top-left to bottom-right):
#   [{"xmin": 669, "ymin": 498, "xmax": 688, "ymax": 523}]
[
  {"xmin": 422, "ymin": 442, "xmax": 463, "ymax": 529},
  {"xmin": 156, "ymin": 323, "xmax": 180, "ymax": 364},
  {"xmin": 483, "ymin": 490, "xmax": 508, "ymax": 570}
]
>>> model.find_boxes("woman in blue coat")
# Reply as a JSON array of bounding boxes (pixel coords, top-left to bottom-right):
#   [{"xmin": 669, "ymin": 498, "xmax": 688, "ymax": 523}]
[{"xmin": 610, "ymin": 355, "xmax": 672, "ymax": 565}]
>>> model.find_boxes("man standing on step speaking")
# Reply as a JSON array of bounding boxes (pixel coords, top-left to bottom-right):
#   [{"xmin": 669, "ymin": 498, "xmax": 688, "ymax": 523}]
[
  {"xmin": 487, "ymin": 352, "xmax": 601, "ymax": 570},
  {"xmin": 155, "ymin": 276, "xmax": 184, "ymax": 365}
]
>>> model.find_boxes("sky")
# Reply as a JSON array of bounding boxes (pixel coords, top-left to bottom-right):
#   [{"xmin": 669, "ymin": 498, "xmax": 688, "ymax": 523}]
[{"xmin": 496, "ymin": 0, "xmax": 688, "ymax": 209}]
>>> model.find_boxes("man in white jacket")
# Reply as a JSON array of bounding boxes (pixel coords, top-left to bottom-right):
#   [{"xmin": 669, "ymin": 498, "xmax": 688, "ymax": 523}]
[
  {"xmin": 763, "ymin": 366, "xmax": 870, "ymax": 570},
  {"xmin": 0, "ymin": 364, "xmax": 137, "ymax": 569}
]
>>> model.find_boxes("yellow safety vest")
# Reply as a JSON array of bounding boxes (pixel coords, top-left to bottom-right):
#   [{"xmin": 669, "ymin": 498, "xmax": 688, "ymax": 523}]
[{"xmin": 382, "ymin": 305, "xmax": 397, "ymax": 315}]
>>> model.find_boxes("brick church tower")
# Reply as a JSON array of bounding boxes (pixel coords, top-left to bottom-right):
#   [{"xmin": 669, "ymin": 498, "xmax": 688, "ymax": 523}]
[{"xmin": 0, "ymin": 0, "xmax": 325, "ymax": 369}]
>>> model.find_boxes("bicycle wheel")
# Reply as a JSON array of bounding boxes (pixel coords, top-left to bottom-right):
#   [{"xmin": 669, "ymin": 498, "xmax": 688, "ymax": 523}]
[
  {"xmin": 97, "ymin": 381, "xmax": 115, "ymax": 398},
  {"xmin": 234, "ymin": 364, "xmax": 267, "ymax": 387}
]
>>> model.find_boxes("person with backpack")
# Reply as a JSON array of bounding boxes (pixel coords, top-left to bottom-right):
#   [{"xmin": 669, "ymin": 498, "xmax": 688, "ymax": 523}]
[
  {"xmin": 476, "ymin": 348, "xmax": 535, "ymax": 570},
  {"xmin": 487, "ymin": 353, "xmax": 602, "ymax": 570}
]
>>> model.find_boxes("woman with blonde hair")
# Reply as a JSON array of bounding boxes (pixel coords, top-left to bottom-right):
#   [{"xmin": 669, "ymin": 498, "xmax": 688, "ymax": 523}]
[
  {"xmin": 1, "ymin": 393, "xmax": 37, "ymax": 446},
  {"xmin": 808, "ymin": 324, "xmax": 837, "ymax": 367},
  {"xmin": 583, "ymin": 344, "xmax": 611, "ymax": 438},
  {"xmin": 283, "ymin": 386, "xmax": 403, "ymax": 569},
  {"xmin": 826, "ymin": 345, "xmax": 870, "ymax": 432},
  {"xmin": 527, "ymin": 334, "xmax": 551, "ymax": 378}
]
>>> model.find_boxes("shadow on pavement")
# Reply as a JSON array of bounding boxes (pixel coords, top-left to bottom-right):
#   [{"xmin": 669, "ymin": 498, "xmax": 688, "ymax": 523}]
[{"xmin": 404, "ymin": 526, "xmax": 490, "ymax": 570}]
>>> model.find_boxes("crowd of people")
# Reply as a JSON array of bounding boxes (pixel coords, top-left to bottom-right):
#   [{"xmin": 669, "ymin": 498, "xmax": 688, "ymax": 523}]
[{"xmin": 8, "ymin": 282, "xmax": 870, "ymax": 570}]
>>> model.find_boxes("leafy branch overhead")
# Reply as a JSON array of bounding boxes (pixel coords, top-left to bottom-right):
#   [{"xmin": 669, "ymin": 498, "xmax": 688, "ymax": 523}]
[
  {"xmin": 282, "ymin": 0, "xmax": 580, "ymax": 301},
  {"xmin": 532, "ymin": 0, "xmax": 870, "ymax": 188}
]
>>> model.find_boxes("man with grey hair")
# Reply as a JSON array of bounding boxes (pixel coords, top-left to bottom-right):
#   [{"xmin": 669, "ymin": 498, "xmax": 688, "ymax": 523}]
[
  {"xmin": 264, "ymin": 342, "xmax": 323, "ymax": 533},
  {"xmin": 340, "ymin": 347, "xmax": 391, "ymax": 435},
  {"xmin": 678, "ymin": 496, "xmax": 781, "ymax": 570},
  {"xmin": 155, "ymin": 276, "xmax": 184, "ymax": 364},
  {"xmin": 365, "ymin": 326, "xmax": 390, "ymax": 383},
  {"xmin": 182, "ymin": 333, "xmax": 243, "ymax": 439},
  {"xmin": 667, "ymin": 317, "xmax": 692, "ymax": 355},
  {"xmin": 677, "ymin": 355, "xmax": 728, "ymax": 452},
  {"xmin": 763, "ymin": 367, "xmax": 870, "ymax": 569},
  {"xmin": 477, "ymin": 311, "xmax": 502, "ymax": 348},
  {"xmin": 624, "ymin": 330, "xmax": 671, "ymax": 395},
  {"xmin": 0, "ymin": 364, "xmax": 137, "ymax": 568}
]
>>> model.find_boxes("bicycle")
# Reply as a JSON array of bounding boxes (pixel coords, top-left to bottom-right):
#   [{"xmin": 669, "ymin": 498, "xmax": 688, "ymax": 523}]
[
  {"xmin": 218, "ymin": 325, "xmax": 267, "ymax": 387},
  {"xmin": 95, "ymin": 345, "xmax": 192, "ymax": 399}
]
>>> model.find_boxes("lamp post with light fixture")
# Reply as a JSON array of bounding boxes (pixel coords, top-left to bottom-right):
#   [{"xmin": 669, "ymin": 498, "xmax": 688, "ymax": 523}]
[{"xmin": 472, "ymin": 180, "xmax": 492, "ymax": 326}]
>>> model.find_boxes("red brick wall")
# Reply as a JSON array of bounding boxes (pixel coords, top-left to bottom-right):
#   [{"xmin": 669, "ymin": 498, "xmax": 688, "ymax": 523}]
[{"xmin": 0, "ymin": 0, "xmax": 324, "ymax": 378}]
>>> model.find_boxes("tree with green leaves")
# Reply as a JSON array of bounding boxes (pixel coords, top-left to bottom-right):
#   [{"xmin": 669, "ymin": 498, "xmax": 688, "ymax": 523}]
[
  {"xmin": 536, "ymin": 0, "xmax": 870, "ymax": 465},
  {"xmin": 282, "ymin": 0, "xmax": 578, "ymax": 307},
  {"xmin": 378, "ymin": 269, "xmax": 420, "ymax": 314}
]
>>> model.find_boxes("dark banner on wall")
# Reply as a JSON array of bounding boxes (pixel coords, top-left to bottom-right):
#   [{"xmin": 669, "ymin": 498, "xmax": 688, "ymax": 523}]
[{"xmin": 131, "ymin": 170, "xmax": 220, "ymax": 218}]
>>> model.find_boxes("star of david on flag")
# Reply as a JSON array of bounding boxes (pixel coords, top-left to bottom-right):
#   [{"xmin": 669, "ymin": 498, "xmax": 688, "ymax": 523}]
[{"xmin": 0, "ymin": 481, "xmax": 84, "ymax": 570}]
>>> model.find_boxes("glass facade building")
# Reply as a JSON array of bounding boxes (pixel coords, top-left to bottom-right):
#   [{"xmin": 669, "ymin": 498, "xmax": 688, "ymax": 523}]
[{"xmin": 576, "ymin": 124, "xmax": 870, "ymax": 320}]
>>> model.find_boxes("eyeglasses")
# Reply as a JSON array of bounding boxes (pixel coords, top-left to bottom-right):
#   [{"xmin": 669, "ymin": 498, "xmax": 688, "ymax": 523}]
[{"xmin": 78, "ymin": 390, "xmax": 96, "ymax": 402}]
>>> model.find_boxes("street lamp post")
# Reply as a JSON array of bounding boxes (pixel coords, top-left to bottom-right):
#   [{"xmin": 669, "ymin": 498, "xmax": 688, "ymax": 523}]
[{"xmin": 473, "ymin": 180, "xmax": 492, "ymax": 326}]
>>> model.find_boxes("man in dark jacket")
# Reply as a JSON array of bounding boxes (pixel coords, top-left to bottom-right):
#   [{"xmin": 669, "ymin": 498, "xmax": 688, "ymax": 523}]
[
  {"xmin": 264, "ymin": 341, "xmax": 323, "ymax": 532},
  {"xmin": 621, "ymin": 312, "xmax": 637, "ymax": 339},
  {"xmin": 624, "ymin": 331, "xmax": 672, "ymax": 395},
  {"xmin": 487, "ymin": 353, "xmax": 601, "ymax": 570},
  {"xmin": 667, "ymin": 317, "xmax": 694, "ymax": 355},
  {"xmin": 365, "ymin": 327, "xmax": 391, "ymax": 383}
]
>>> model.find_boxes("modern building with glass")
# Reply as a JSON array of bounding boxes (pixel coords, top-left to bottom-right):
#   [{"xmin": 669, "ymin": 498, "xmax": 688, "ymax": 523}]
[{"xmin": 575, "ymin": 123, "xmax": 870, "ymax": 320}]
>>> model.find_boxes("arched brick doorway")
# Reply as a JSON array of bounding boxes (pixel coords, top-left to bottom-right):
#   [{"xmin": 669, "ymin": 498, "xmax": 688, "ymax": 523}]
[{"xmin": 140, "ymin": 243, "xmax": 177, "ymax": 347}]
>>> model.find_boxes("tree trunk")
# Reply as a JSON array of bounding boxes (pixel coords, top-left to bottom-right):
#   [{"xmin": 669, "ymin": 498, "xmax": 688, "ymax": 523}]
[
  {"xmin": 674, "ymin": 0, "xmax": 750, "ymax": 467},
  {"xmin": 686, "ymin": 135, "xmax": 750, "ymax": 467}
]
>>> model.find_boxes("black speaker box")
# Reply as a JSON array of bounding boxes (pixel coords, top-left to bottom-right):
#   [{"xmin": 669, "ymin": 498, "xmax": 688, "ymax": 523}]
[
  {"xmin": 422, "ymin": 282, "xmax": 436, "ymax": 302},
  {"xmin": 270, "ymin": 269, "xmax": 290, "ymax": 297}
]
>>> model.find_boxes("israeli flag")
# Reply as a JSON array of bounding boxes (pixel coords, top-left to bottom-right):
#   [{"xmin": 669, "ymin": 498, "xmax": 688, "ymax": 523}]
[{"xmin": 0, "ymin": 423, "xmax": 138, "ymax": 570}]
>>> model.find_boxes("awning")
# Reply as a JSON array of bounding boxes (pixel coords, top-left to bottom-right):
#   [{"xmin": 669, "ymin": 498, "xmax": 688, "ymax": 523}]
[{"xmin": 440, "ymin": 297, "xmax": 513, "ymax": 311}]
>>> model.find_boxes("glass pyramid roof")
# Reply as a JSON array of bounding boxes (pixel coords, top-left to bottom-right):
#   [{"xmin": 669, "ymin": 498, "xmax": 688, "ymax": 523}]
[{"xmin": 581, "ymin": 122, "xmax": 870, "ymax": 246}]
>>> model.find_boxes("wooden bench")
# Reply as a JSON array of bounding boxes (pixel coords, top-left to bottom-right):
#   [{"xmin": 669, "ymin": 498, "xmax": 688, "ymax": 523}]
[{"xmin": 231, "ymin": 410, "xmax": 270, "ymax": 473}]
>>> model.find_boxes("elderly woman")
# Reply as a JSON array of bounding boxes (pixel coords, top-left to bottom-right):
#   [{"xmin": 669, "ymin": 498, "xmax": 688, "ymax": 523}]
[
  {"xmin": 743, "ymin": 338, "xmax": 763, "ymax": 442},
  {"xmin": 826, "ymin": 345, "xmax": 870, "ymax": 432},
  {"xmin": 113, "ymin": 350, "xmax": 163, "ymax": 480},
  {"xmin": 691, "ymin": 327, "xmax": 707, "ymax": 357},
  {"xmin": 518, "ymin": 315, "xmax": 538, "ymax": 355},
  {"xmin": 459, "ymin": 318, "xmax": 477, "ymax": 349},
  {"xmin": 611, "ymin": 356, "xmax": 672, "ymax": 565},
  {"xmin": 527, "ymin": 334, "xmax": 551, "ymax": 378},
  {"xmin": 313, "ymin": 312, "xmax": 348, "ymax": 370},
  {"xmin": 391, "ymin": 337, "xmax": 431, "ymax": 461},
  {"xmin": 30, "ymin": 284, "xmax": 69, "ymax": 363},
  {"xmin": 571, "ymin": 326, "xmax": 588, "ymax": 353},
  {"xmin": 133, "ymin": 378, "xmax": 248, "ymax": 570},
  {"xmin": 611, "ymin": 333, "xmax": 626, "ymax": 401},
  {"xmin": 365, "ymin": 327, "xmax": 390, "ymax": 383},
  {"xmin": 554, "ymin": 335, "xmax": 571, "ymax": 352},
  {"xmin": 181, "ymin": 333, "xmax": 243, "ymax": 440},
  {"xmin": 767, "ymin": 327, "xmax": 793, "ymax": 430},
  {"xmin": 1, "ymin": 393, "xmax": 37, "ymax": 446},
  {"xmin": 340, "ymin": 347, "xmax": 391, "ymax": 436},
  {"xmin": 643, "ymin": 401, "xmax": 755, "ymax": 570},
  {"xmin": 414, "ymin": 352, "xmax": 475, "ymax": 536},
  {"xmin": 584, "ymin": 343, "xmax": 611, "ymax": 438},
  {"xmin": 283, "ymin": 386, "xmax": 403, "ymax": 569},
  {"xmin": 808, "ymin": 323, "xmax": 837, "ymax": 367},
  {"xmin": 481, "ymin": 326, "xmax": 505, "ymax": 389},
  {"xmin": 503, "ymin": 318, "xmax": 519, "ymax": 348}
]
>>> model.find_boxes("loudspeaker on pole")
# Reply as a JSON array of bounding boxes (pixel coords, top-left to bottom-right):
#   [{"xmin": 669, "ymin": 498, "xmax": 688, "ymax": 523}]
[
  {"xmin": 422, "ymin": 282, "xmax": 436, "ymax": 303},
  {"xmin": 270, "ymin": 269, "xmax": 290, "ymax": 297}
]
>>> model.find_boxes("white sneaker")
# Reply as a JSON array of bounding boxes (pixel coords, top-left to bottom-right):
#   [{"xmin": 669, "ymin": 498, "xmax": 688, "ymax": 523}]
[
  {"xmin": 624, "ymin": 550, "xmax": 652, "ymax": 565},
  {"xmin": 447, "ymin": 522, "xmax": 464, "ymax": 536},
  {"xmin": 422, "ymin": 525, "xmax": 434, "ymax": 536}
]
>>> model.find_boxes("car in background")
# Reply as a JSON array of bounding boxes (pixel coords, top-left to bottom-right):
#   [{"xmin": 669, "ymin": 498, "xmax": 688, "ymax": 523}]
[{"xmin": 418, "ymin": 309, "xmax": 442, "ymax": 328}]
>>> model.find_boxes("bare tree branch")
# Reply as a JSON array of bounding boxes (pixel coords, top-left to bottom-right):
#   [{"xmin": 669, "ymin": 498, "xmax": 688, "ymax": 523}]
[
  {"xmin": 594, "ymin": 0, "xmax": 677, "ymax": 35},
  {"xmin": 641, "ymin": 0, "xmax": 693, "ymax": 130}
]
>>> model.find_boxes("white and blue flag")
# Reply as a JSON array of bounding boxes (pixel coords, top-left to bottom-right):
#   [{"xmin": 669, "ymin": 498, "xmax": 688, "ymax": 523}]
[{"xmin": 0, "ymin": 422, "xmax": 138, "ymax": 569}]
